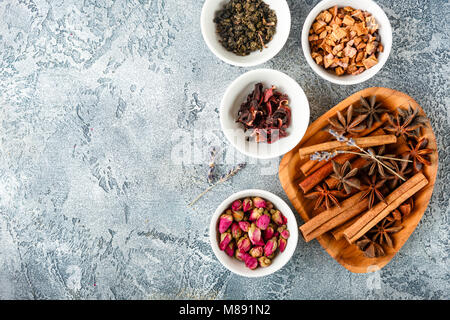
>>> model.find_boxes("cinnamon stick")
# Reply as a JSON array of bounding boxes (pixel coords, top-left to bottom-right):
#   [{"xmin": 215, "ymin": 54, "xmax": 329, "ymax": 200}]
[
  {"xmin": 343, "ymin": 172, "xmax": 428, "ymax": 244},
  {"xmin": 299, "ymin": 126, "xmax": 388, "ymax": 176},
  {"xmin": 299, "ymin": 191, "xmax": 369, "ymax": 242},
  {"xmin": 298, "ymin": 135, "xmax": 397, "ymax": 159}
]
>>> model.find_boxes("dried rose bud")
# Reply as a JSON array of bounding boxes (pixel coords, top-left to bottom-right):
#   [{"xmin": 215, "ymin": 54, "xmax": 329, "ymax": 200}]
[
  {"xmin": 249, "ymin": 246, "xmax": 263, "ymax": 258},
  {"xmin": 219, "ymin": 232, "xmax": 232, "ymax": 251},
  {"xmin": 253, "ymin": 197, "xmax": 266, "ymax": 208},
  {"xmin": 235, "ymin": 250, "xmax": 250, "ymax": 262},
  {"xmin": 231, "ymin": 222, "xmax": 242, "ymax": 239},
  {"xmin": 271, "ymin": 210, "xmax": 287, "ymax": 226},
  {"xmin": 264, "ymin": 237, "xmax": 278, "ymax": 257},
  {"xmin": 238, "ymin": 221, "xmax": 250, "ymax": 232},
  {"xmin": 249, "ymin": 208, "xmax": 263, "ymax": 221},
  {"xmin": 225, "ymin": 241, "xmax": 236, "ymax": 257},
  {"xmin": 248, "ymin": 223, "xmax": 265, "ymax": 246},
  {"xmin": 266, "ymin": 201, "xmax": 274, "ymax": 210},
  {"xmin": 232, "ymin": 210, "xmax": 244, "ymax": 222},
  {"xmin": 256, "ymin": 214, "xmax": 270, "ymax": 230},
  {"xmin": 242, "ymin": 198, "xmax": 253, "ymax": 212},
  {"xmin": 264, "ymin": 224, "xmax": 275, "ymax": 241},
  {"xmin": 237, "ymin": 235, "xmax": 251, "ymax": 253},
  {"xmin": 244, "ymin": 255, "xmax": 258, "ymax": 270},
  {"xmin": 278, "ymin": 237, "xmax": 287, "ymax": 253},
  {"xmin": 231, "ymin": 200, "xmax": 242, "ymax": 211},
  {"xmin": 258, "ymin": 256, "xmax": 272, "ymax": 267},
  {"xmin": 219, "ymin": 213, "xmax": 233, "ymax": 233},
  {"xmin": 277, "ymin": 225, "xmax": 290, "ymax": 239}
]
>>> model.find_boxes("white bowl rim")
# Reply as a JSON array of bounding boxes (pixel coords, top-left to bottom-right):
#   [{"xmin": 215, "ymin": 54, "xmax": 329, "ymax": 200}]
[
  {"xmin": 200, "ymin": 0, "xmax": 292, "ymax": 67},
  {"xmin": 209, "ymin": 189, "xmax": 299, "ymax": 278},
  {"xmin": 301, "ymin": 0, "xmax": 392, "ymax": 85},
  {"xmin": 219, "ymin": 68, "xmax": 310, "ymax": 159}
]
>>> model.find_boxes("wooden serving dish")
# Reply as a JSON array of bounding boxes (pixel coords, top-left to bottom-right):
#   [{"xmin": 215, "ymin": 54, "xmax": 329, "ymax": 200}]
[{"xmin": 278, "ymin": 87, "xmax": 438, "ymax": 273}]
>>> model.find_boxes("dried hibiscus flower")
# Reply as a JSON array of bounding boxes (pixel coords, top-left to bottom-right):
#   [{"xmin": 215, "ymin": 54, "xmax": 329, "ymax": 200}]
[{"xmin": 236, "ymin": 83, "xmax": 291, "ymax": 144}]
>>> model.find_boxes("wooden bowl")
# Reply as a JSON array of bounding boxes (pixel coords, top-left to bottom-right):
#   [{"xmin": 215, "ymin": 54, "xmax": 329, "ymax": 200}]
[{"xmin": 278, "ymin": 87, "xmax": 438, "ymax": 273}]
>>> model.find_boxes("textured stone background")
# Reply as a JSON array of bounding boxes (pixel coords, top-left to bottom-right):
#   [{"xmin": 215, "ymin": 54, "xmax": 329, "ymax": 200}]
[{"xmin": 0, "ymin": 0, "xmax": 448, "ymax": 300}]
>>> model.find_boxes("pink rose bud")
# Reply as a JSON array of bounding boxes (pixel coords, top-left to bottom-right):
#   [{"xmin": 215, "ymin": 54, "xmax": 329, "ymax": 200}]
[
  {"xmin": 232, "ymin": 210, "xmax": 244, "ymax": 222},
  {"xmin": 278, "ymin": 237, "xmax": 287, "ymax": 253},
  {"xmin": 244, "ymin": 256, "xmax": 258, "ymax": 270},
  {"xmin": 242, "ymin": 198, "xmax": 253, "ymax": 212},
  {"xmin": 249, "ymin": 246, "xmax": 263, "ymax": 258},
  {"xmin": 231, "ymin": 222, "xmax": 242, "ymax": 239},
  {"xmin": 219, "ymin": 232, "xmax": 232, "ymax": 251},
  {"xmin": 235, "ymin": 250, "xmax": 250, "ymax": 262},
  {"xmin": 266, "ymin": 201, "xmax": 274, "ymax": 210},
  {"xmin": 264, "ymin": 237, "xmax": 278, "ymax": 257},
  {"xmin": 258, "ymin": 256, "xmax": 272, "ymax": 267},
  {"xmin": 271, "ymin": 210, "xmax": 287, "ymax": 226},
  {"xmin": 256, "ymin": 214, "xmax": 270, "ymax": 230},
  {"xmin": 237, "ymin": 235, "xmax": 251, "ymax": 253},
  {"xmin": 225, "ymin": 241, "xmax": 236, "ymax": 257},
  {"xmin": 253, "ymin": 197, "xmax": 266, "ymax": 208},
  {"xmin": 231, "ymin": 200, "xmax": 242, "ymax": 211},
  {"xmin": 238, "ymin": 221, "xmax": 250, "ymax": 232},
  {"xmin": 219, "ymin": 213, "xmax": 233, "ymax": 233},
  {"xmin": 264, "ymin": 224, "xmax": 275, "ymax": 241},
  {"xmin": 249, "ymin": 208, "xmax": 263, "ymax": 221},
  {"xmin": 277, "ymin": 225, "xmax": 290, "ymax": 239},
  {"xmin": 248, "ymin": 223, "xmax": 265, "ymax": 246}
]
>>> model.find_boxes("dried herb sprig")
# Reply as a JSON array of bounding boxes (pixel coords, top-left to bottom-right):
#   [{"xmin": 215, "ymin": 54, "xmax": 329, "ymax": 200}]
[
  {"xmin": 189, "ymin": 163, "xmax": 246, "ymax": 207},
  {"xmin": 208, "ymin": 146, "xmax": 218, "ymax": 184},
  {"xmin": 327, "ymin": 129, "xmax": 407, "ymax": 182}
]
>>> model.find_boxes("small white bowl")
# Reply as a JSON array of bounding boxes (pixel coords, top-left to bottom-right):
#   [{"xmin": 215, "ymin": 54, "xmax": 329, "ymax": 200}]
[
  {"xmin": 301, "ymin": 0, "xmax": 392, "ymax": 85},
  {"xmin": 209, "ymin": 189, "xmax": 299, "ymax": 277},
  {"xmin": 201, "ymin": 0, "xmax": 291, "ymax": 67},
  {"xmin": 220, "ymin": 68, "xmax": 310, "ymax": 159}
]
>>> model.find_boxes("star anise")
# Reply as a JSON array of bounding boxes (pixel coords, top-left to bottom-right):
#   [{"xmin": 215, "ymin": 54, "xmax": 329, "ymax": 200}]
[
  {"xmin": 368, "ymin": 218, "xmax": 403, "ymax": 248},
  {"xmin": 363, "ymin": 145, "xmax": 396, "ymax": 178},
  {"xmin": 359, "ymin": 174, "xmax": 386, "ymax": 209},
  {"xmin": 355, "ymin": 236, "xmax": 385, "ymax": 258},
  {"xmin": 305, "ymin": 183, "xmax": 344, "ymax": 210},
  {"xmin": 330, "ymin": 160, "xmax": 361, "ymax": 194},
  {"xmin": 404, "ymin": 137, "xmax": 433, "ymax": 172},
  {"xmin": 355, "ymin": 95, "xmax": 388, "ymax": 129},
  {"xmin": 327, "ymin": 105, "xmax": 367, "ymax": 136},
  {"xmin": 385, "ymin": 154, "xmax": 412, "ymax": 189},
  {"xmin": 385, "ymin": 105, "xmax": 428, "ymax": 139}
]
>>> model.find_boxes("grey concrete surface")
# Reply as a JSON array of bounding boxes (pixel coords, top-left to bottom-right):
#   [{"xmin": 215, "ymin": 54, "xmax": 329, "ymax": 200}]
[{"xmin": 0, "ymin": 0, "xmax": 448, "ymax": 299}]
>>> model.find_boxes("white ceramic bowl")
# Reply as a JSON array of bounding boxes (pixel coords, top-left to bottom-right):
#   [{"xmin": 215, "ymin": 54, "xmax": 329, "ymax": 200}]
[
  {"xmin": 201, "ymin": 0, "xmax": 291, "ymax": 67},
  {"xmin": 209, "ymin": 189, "xmax": 299, "ymax": 277},
  {"xmin": 220, "ymin": 68, "xmax": 310, "ymax": 159},
  {"xmin": 301, "ymin": 0, "xmax": 392, "ymax": 85}
]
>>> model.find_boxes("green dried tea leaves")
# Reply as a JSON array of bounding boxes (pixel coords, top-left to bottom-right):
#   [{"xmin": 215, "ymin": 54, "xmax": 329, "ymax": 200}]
[{"xmin": 214, "ymin": 0, "xmax": 277, "ymax": 56}]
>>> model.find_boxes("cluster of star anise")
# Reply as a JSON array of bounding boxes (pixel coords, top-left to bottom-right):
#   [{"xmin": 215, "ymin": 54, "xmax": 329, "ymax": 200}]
[{"xmin": 321, "ymin": 97, "xmax": 433, "ymax": 258}]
